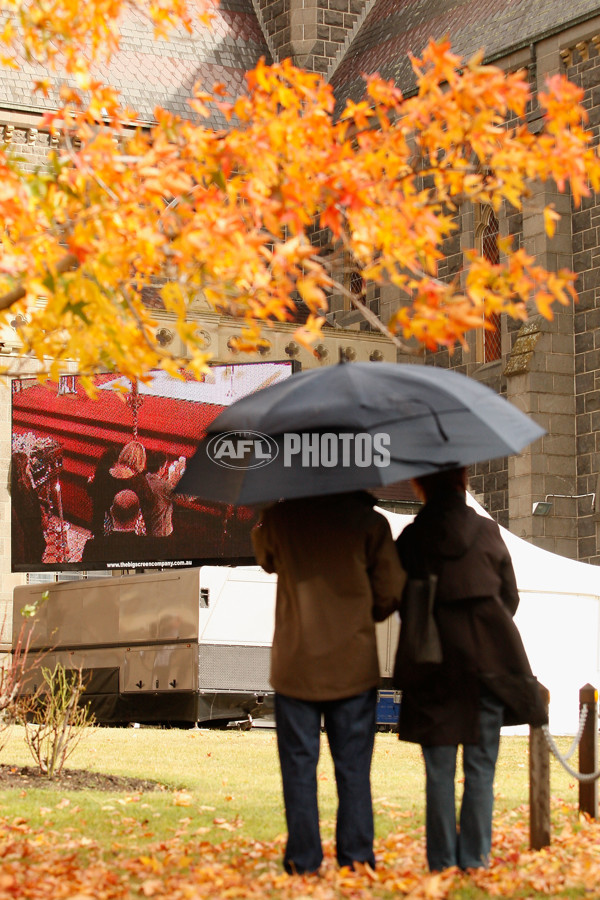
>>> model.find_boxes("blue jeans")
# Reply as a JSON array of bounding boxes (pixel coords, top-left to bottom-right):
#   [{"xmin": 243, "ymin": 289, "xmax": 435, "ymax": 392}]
[
  {"xmin": 275, "ymin": 689, "xmax": 377, "ymax": 874},
  {"xmin": 421, "ymin": 688, "xmax": 504, "ymax": 871}
]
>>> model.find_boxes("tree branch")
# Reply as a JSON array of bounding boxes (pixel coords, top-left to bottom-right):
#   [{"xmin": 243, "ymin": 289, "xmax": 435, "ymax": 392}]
[
  {"xmin": 0, "ymin": 254, "xmax": 80, "ymax": 312},
  {"xmin": 328, "ymin": 277, "xmax": 419, "ymax": 355}
]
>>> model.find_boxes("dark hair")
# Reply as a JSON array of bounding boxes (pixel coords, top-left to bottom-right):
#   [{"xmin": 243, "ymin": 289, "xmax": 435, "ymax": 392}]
[
  {"xmin": 12, "ymin": 451, "xmax": 31, "ymax": 492},
  {"xmin": 146, "ymin": 449, "xmax": 167, "ymax": 474},
  {"xmin": 110, "ymin": 489, "xmax": 140, "ymax": 526},
  {"xmin": 413, "ymin": 466, "xmax": 468, "ymax": 502},
  {"xmin": 93, "ymin": 446, "xmax": 120, "ymax": 476}
]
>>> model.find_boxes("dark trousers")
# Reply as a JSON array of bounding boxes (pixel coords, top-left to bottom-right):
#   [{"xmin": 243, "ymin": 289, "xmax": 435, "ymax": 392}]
[
  {"xmin": 274, "ymin": 688, "xmax": 377, "ymax": 874},
  {"xmin": 421, "ymin": 687, "xmax": 504, "ymax": 871}
]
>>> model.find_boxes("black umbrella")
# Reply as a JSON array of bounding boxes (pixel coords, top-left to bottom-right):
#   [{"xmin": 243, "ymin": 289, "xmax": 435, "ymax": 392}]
[{"xmin": 176, "ymin": 362, "xmax": 545, "ymax": 505}]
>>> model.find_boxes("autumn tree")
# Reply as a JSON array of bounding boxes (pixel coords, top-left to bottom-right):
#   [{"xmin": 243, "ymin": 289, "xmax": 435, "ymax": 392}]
[{"xmin": 0, "ymin": 0, "xmax": 598, "ymax": 385}]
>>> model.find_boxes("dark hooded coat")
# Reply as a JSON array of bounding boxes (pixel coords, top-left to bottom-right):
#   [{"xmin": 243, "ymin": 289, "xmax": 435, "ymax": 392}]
[{"xmin": 394, "ymin": 491, "xmax": 547, "ymax": 745}]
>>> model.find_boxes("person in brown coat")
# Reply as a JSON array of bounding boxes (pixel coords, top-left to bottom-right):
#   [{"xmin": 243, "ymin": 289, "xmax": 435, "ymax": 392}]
[
  {"xmin": 394, "ymin": 466, "xmax": 547, "ymax": 872},
  {"xmin": 252, "ymin": 491, "xmax": 405, "ymax": 875}
]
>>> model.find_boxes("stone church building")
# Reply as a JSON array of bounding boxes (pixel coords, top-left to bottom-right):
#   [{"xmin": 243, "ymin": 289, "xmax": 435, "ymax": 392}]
[{"xmin": 0, "ymin": 0, "xmax": 599, "ymax": 632}]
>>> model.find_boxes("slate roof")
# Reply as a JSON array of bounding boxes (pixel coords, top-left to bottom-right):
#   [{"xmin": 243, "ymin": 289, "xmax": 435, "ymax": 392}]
[
  {"xmin": 4, "ymin": 0, "xmax": 600, "ymax": 127},
  {"xmin": 0, "ymin": 0, "xmax": 272, "ymax": 130},
  {"xmin": 330, "ymin": 0, "xmax": 600, "ymax": 109}
]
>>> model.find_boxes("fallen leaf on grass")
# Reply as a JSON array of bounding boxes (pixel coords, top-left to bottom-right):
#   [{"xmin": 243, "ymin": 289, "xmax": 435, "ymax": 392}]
[
  {"xmin": 140, "ymin": 878, "xmax": 163, "ymax": 896},
  {"xmin": 213, "ymin": 817, "xmax": 243, "ymax": 831},
  {"xmin": 1, "ymin": 800, "xmax": 600, "ymax": 899}
]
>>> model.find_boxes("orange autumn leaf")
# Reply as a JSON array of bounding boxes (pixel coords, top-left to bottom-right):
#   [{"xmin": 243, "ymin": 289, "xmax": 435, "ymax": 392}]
[
  {"xmin": 0, "ymin": 802, "xmax": 600, "ymax": 897},
  {"xmin": 0, "ymin": 27, "xmax": 598, "ymax": 380}
]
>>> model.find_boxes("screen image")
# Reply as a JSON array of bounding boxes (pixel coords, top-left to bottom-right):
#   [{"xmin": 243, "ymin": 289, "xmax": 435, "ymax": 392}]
[{"xmin": 11, "ymin": 362, "xmax": 297, "ymax": 572}]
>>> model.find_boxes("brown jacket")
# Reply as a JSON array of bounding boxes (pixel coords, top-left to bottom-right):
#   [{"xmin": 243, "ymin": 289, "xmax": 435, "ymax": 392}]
[{"xmin": 252, "ymin": 492, "xmax": 405, "ymax": 701}]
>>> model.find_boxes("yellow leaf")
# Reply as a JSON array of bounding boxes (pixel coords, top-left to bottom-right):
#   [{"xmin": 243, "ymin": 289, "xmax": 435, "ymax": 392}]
[
  {"xmin": 543, "ymin": 205, "xmax": 561, "ymax": 238},
  {"xmin": 140, "ymin": 879, "xmax": 163, "ymax": 897}
]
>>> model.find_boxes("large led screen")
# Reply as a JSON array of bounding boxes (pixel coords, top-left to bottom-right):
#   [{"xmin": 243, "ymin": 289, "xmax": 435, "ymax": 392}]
[{"xmin": 11, "ymin": 362, "xmax": 297, "ymax": 572}]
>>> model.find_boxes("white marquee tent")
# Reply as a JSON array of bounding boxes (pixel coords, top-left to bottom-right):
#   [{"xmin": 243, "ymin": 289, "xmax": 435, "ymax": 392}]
[{"xmin": 377, "ymin": 498, "xmax": 600, "ymax": 735}]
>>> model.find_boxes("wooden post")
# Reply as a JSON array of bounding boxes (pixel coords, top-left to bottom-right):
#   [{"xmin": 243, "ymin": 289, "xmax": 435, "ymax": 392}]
[
  {"xmin": 529, "ymin": 683, "xmax": 550, "ymax": 850},
  {"xmin": 578, "ymin": 683, "xmax": 598, "ymax": 818}
]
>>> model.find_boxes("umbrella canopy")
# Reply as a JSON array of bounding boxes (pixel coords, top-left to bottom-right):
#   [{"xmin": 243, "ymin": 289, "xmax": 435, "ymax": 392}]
[{"xmin": 176, "ymin": 362, "xmax": 545, "ymax": 505}]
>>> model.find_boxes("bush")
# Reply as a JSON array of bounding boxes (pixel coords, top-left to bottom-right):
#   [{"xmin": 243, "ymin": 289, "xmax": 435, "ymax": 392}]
[
  {"xmin": 0, "ymin": 609, "xmax": 37, "ymax": 754},
  {"xmin": 24, "ymin": 663, "xmax": 96, "ymax": 777}
]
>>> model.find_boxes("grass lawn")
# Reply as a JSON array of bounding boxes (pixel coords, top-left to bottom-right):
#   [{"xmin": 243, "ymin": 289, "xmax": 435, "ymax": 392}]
[
  {"xmin": 0, "ymin": 726, "xmax": 579, "ymax": 842},
  {"xmin": 0, "ymin": 725, "xmax": 596, "ymax": 899}
]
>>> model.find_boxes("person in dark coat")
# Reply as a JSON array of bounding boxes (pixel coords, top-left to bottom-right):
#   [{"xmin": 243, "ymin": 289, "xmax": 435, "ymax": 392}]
[
  {"xmin": 11, "ymin": 451, "xmax": 46, "ymax": 565},
  {"xmin": 82, "ymin": 489, "xmax": 147, "ymax": 563},
  {"xmin": 88, "ymin": 446, "xmax": 120, "ymax": 538},
  {"xmin": 394, "ymin": 466, "xmax": 547, "ymax": 873},
  {"xmin": 252, "ymin": 491, "xmax": 405, "ymax": 876},
  {"xmin": 103, "ymin": 441, "xmax": 153, "ymax": 534}
]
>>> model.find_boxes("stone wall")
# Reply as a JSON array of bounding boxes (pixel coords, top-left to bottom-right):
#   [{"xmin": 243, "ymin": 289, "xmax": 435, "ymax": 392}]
[
  {"xmin": 415, "ymin": 33, "xmax": 600, "ymax": 562},
  {"xmin": 564, "ymin": 37, "xmax": 600, "ymax": 564},
  {"xmin": 256, "ymin": 0, "xmax": 365, "ymax": 71},
  {"xmin": 0, "ymin": 119, "xmax": 50, "ymax": 646},
  {"xmin": 422, "ymin": 199, "xmax": 511, "ymax": 527},
  {"xmin": 1, "ymin": 124, "xmax": 56, "ymax": 172},
  {"xmin": 0, "ymin": 376, "xmax": 28, "ymax": 648}
]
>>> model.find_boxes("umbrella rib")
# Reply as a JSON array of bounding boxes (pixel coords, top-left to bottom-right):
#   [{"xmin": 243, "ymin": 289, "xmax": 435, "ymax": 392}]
[
  {"xmin": 252, "ymin": 401, "xmax": 458, "ymax": 437},
  {"xmin": 418, "ymin": 402, "xmax": 449, "ymax": 442},
  {"xmin": 388, "ymin": 454, "xmax": 460, "ymax": 469},
  {"xmin": 358, "ymin": 402, "xmax": 453, "ymax": 440}
]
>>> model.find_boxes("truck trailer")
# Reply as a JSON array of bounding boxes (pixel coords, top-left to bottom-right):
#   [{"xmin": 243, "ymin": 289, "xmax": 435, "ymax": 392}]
[{"xmin": 13, "ymin": 567, "xmax": 401, "ymax": 727}]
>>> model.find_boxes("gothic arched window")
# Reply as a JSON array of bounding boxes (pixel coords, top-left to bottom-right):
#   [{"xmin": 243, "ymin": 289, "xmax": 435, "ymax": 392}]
[{"xmin": 481, "ymin": 209, "xmax": 501, "ymax": 363}]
